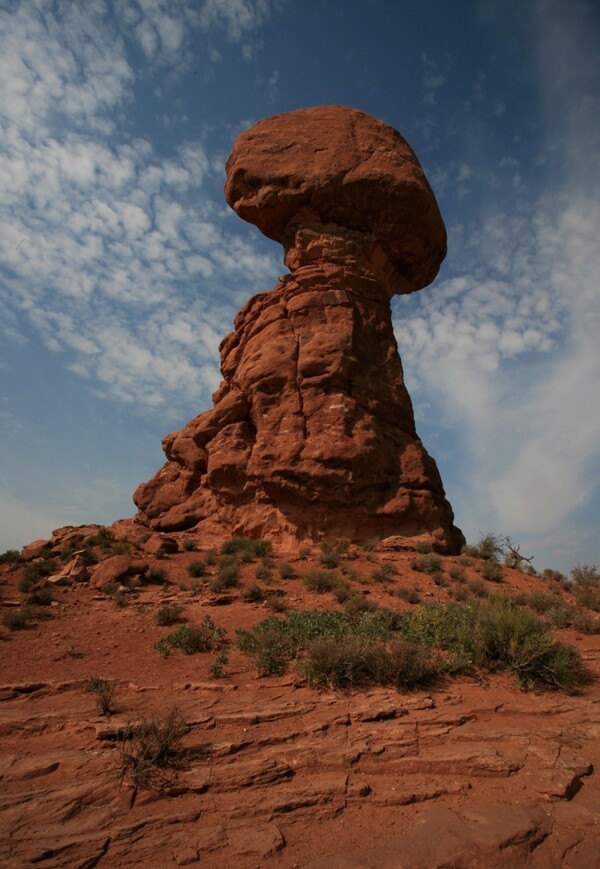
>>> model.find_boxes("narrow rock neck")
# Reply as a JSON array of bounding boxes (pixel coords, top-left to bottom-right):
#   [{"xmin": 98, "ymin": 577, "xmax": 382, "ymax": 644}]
[{"xmin": 283, "ymin": 224, "xmax": 413, "ymax": 300}]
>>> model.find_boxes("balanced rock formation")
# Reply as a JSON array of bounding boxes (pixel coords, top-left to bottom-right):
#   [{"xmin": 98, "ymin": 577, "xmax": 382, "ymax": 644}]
[{"xmin": 134, "ymin": 106, "xmax": 464, "ymax": 551}]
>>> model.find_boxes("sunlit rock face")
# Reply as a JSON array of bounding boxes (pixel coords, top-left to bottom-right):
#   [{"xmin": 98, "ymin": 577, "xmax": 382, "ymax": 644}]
[{"xmin": 133, "ymin": 106, "xmax": 465, "ymax": 552}]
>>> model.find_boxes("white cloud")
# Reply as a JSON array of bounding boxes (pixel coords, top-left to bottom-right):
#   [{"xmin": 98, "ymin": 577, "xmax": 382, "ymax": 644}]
[
  {"xmin": 395, "ymin": 0, "xmax": 599, "ymax": 562},
  {"xmin": 199, "ymin": 0, "xmax": 279, "ymax": 42},
  {"xmin": 0, "ymin": 0, "xmax": 281, "ymax": 413}
]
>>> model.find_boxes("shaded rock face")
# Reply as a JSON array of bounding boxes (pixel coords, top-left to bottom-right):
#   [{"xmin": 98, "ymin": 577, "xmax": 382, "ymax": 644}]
[{"xmin": 134, "ymin": 106, "xmax": 464, "ymax": 551}]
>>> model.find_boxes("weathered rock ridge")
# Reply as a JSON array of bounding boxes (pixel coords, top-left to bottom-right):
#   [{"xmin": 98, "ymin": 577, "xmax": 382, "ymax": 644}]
[{"xmin": 134, "ymin": 106, "xmax": 464, "ymax": 551}]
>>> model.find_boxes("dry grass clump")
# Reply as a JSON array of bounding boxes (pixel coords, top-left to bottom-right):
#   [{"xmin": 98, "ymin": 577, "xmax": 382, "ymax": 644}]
[
  {"xmin": 87, "ymin": 675, "xmax": 117, "ymax": 716},
  {"xmin": 117, "ymin": 706, "xmax": 189, "ymax": 789}
]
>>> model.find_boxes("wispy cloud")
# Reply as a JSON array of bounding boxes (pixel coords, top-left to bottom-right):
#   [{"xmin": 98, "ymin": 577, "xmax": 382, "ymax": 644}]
[
  {"xmin": 395, "ymin": 0, "xmax": 600, "ymax": 564},
  {"xmin": 0, "ymin": 0, "xmax": 280, "ymax": 413}
]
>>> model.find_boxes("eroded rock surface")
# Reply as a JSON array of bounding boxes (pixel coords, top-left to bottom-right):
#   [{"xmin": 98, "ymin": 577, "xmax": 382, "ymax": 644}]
[{"xmin": 134, "ymin": 106, "xmax": 464, "ymax": 551}]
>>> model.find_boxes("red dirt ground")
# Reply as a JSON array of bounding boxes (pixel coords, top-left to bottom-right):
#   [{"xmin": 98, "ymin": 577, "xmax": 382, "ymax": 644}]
[{"xmin": 1, "ymin": 534, "xmax": 599, "ymax": 868}]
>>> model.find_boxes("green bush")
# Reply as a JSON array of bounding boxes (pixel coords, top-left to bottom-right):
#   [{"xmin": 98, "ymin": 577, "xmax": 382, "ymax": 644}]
[
  {"xmin": 186, "ymin": 560, "xmax": 206, "ymax": 578},
  {"xmin": 156, "ymin": 617, "xmax": 225, "ymax": 656},
  {"xmin": 221, "ymin": 537, "xmax": 272, "ymax": 559},
  {"xmin": 183, "ymin": 539, "xmax": 198, "ymax": 552},
  {"xmin": 411, "ymin": 553, "xmax": 443, "ymax": 575},
  {"xmin": 0, "ymin": 549, "xmax": 22, "ymax": 565},
  {"xmin": 401, "ymin": 596, "xmax": 589, "ymax": 690},
  {"xmin": 279, "ymin": 562, "xmax": 295, "ymax": 579}
]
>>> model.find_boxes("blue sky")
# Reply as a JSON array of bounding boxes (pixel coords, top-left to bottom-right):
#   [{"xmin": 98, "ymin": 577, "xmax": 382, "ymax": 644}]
[{"xmin": 0, "ymin": 0, "xmax": 598, "ymax": 573}]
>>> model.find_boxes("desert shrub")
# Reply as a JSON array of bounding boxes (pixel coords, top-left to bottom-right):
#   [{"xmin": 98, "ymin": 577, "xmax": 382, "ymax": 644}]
[
  {"xmin": 210, "ymin": 652, "xmax": 229, "ymax": 679},
  {"xmin": 460, "ymin": 546, "xmax": 479, "ymax": 560},
  {"xmin": 145, "ymin": 567, "xmax": 168, "ymax": 585},
  {"xmin": 156, "ymin": 604, "xmax": 184, "ymax": 626},
  {"xmin": 26, "ymin": 588, "xmax": 54, "ymax": 606},
  {"xmin": 571, "ymin": 611, "xmax": 600, "ymax": 634},
  {"xmin": 480, "ymin": 561, "xmax": 504, "ymax": 583},
  {"xmin": 371, "ymin": 563, "xmax": 396, "ymax": 584},
  {"xmin": 414, "ymin": 541, "xmax": 434, "ymax": 554},
  {"xmin": 343, "ymin": 594, "xmax": 379, "ymax": 617},
  {"xmin": 211, "ymin": 559, "xmax": 239, "ymax": 591},
  {"xmin": 0, "ymin": 549, "xmax": 22, "ymax": 565},
  {"xmin": 449, "ymin": 565, "xmax": 466, "ymax": 583},
  {"xmin": 114, "ymin": 591, "xmax": 128, "ymax": 608},
  {"xmin": 517, "ymin": 590, "xmax": 559, "ymax": 615},
  {"xmin": 240, "ymin": 583, "xmax": 265, "ymax": 602},
  {"xmin": 80, "ymin": 548, "xmax": 98, "ymax": 566},
  {"xmin": 450, "ymin": 584, "xmax": 469, "ymax": 602},
  {"xmin": 187, "ymin": 560, "xmax": 206, "ymax": 578},
  {"xmin": 432, "ymin": 571, "xmax": 446, "ymax": 587},
  {"xmin": 571, "ymin": 564, "xmax": 599, "ymax": 586},
  {"xmin": 2, "ymin": 608, "xmax": 30, "ymax": 630},
  {"xmin": 236, "ymin": 610, "xmax": 353, "ymax": 675},
  {"xmin": 86, "ymin": 527, "xmax": 115, "ymax": 549},
  {"xmin": 111, "ymin": 540, "xmax": 131, "ymax": 556},
  {"xmin": 298, "ymin": 545, "xmax": 311, "ymax": 560},
  {"xmin": 117, "ymin": 706, "xmax": 188, "ymax": 789},
  {"xmin": 205, "ymin": 548, "xmax": 217, "ymax": 565},
  {"xmin": 155, "ymin": 617, "xmax": 225, "ymax": 657},
  {"xmin": 319, "ymin": 539, "xmax": 350, "ymax": 569},
  {"xmin": 411, "ymin": 553, "xmax": 443, "ymax": 575},
  {"xmin": 395, "ymin": 586, "xmax": 421, "ymax": 605},
  {"xmin": 19, "ymin": 569, "xmax": 41, "ymax": 593},
  {"xmin": 542, "ymin": 568, "xmax": 566, "ymax": 584},
  {"xmin": 87, "ymin": 675, "xmax": 116, "ymax": 716},
  {"xmin": 332, "ymin": 582, "xmax": 352, "ymax": 603},
  {"xmin": 183, "ymin": 539, "xmax": 198, "ymax": 552},
  {"xmin": 469, "ymin": 579, "xmax": 488, "ymax": 598},
  {"xmin": 361, "ymin": 538, "xmax": 379, "ymax": 552},
  {"xmin": 475, "ymin": 533, "xmax": 504, "ymax": 561},
  {"xmin": 221, "ymin": 537, "xmax": 272, "ymax": 560},
  {"xmin": 237, "ymin": 607, "xmax": 438, "ymax": 690},
  {"xmin": 572, "ymin": 584, "xmax": 600, "ymax": 612},
  {"xmin": 255, "ymin": 562, "xmax": 272, "ymax": 581},
  {"xmin": 236, "ymin": 618, "xmax": 298, "ymax": 676},
  {"xmin": 303, "ymin": 568, "xmax": 341, "ymax": 594},
  {"xmin": 266, "ymin": 592, "xmax": 287, "ymax": 612},
  {"xmin": 401, "ymin": 596, "xmax": 589, "ymax": 691},
  {"xmin": 279, "ymin": 562, "xmax": 295, "ymax": 580}
]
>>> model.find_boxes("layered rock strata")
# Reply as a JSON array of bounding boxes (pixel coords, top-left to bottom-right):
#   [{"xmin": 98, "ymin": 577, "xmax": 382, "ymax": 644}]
[{"xmin": 134, "ymin": 106, "xmax": 464, "ymax": 551}]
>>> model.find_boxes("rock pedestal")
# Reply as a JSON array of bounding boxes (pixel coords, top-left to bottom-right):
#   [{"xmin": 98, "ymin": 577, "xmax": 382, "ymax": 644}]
[{"xmin": 134, "ymin": 107, "xmax": 464, "ymax": 551}]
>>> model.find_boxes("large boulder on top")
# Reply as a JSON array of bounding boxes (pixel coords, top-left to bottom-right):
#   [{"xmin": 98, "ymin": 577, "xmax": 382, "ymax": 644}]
[{"xmin": 225, "ymin": 105, "xmax": 446, "ymax": 295}]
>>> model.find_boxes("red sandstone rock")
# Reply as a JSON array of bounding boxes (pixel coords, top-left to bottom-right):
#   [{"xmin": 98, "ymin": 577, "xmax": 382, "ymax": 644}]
[
  {"xmin": 134, "ymin": 106, "xmax": 464, "ymax": 552},
  {"xmin": 46, "ymin": 553, "xmax": 89, "ymax": 585},
  {"xmin": 90, "ymin": 555, "xmax": 148, "ymax": 589}
]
